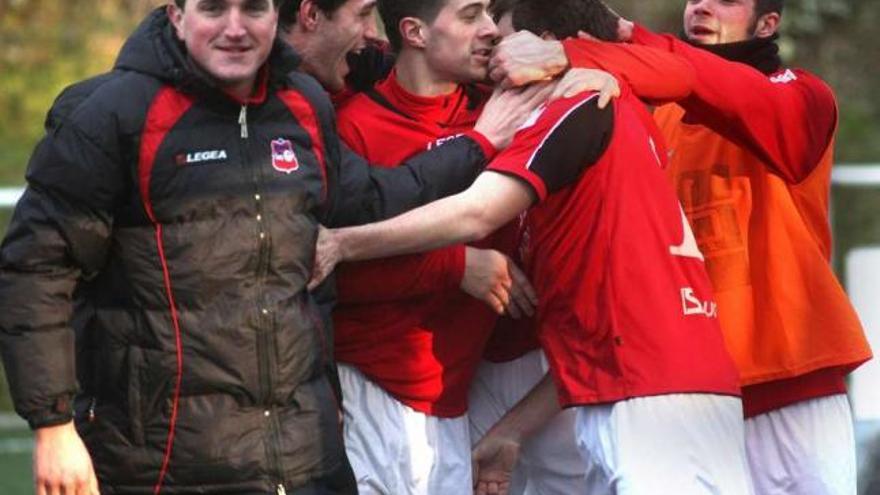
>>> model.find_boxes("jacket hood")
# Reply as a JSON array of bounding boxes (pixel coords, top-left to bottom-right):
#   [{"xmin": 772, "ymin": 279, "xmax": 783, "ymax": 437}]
[{"xmin": 114, "ymin": 7, "xmax": 302, "ymax": 91}]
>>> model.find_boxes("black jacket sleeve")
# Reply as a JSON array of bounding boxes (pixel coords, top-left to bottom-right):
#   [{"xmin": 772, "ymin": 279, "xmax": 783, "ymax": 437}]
[
  {"xmin": 326, "ymin": 138, "xmax": 489, "ymax": 227},
  {"xmin": 286, "ymin": 70, "xmax": 489, "ymax": 228},
  {"xmin": 0, "ymin": 88, "xmax": 124, "ymax": 429}
]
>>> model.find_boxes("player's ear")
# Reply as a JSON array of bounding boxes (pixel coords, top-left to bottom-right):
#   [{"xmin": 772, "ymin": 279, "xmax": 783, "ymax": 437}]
[
  {"xmin": 167, "ymin": 3, "xmax": 185, "ymax": 40},
  {"xmin": 299, "ymin": 0, "xmax": 321, "ymax": 31},
  {"xmin": 400, "ymin": 17, "xmax": 428, "ymax": 49},
  {"xmin": 754, "ymin": 12, "xmax": 781, "ymax": 39}
]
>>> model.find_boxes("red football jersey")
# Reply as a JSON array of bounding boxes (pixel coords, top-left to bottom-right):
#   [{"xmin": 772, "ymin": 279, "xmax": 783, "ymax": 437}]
[
  {"xmin": 487, "ymin": 87, "xmax": 741, "ymax": 407},
  {"xmin": 334, "ymin": 71, "xmax": 517, "ymax": 416}
]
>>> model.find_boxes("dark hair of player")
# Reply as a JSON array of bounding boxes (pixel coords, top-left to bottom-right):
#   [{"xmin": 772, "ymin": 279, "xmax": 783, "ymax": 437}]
[
  {"xmin": 277, "ymin": 0, "xmax": 347, "ymax": 32},
  {"xmin": 174, "ymin": 0, "xmax": 287, "ymax": 9},
  {"xmin": 492, "ymin": 0, "xmax": 619, "ymax": 41},
  {"xmin": 755, "ymin": 0, "xmax": 784, "ymax": 17}
]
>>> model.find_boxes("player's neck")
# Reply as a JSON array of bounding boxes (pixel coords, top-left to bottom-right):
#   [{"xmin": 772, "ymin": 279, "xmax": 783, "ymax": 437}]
[{"xmin": 394, "ymin": 51, "xmax": 459, "ymax": 97}]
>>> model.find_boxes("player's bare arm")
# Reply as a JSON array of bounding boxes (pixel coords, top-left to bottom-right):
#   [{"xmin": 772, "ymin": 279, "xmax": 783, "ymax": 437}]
[
  {"xmin": 309, "ymin": 82, "xmax": 558, "ymax": 286},
  {"xmin": 311, "ymin": 170, "xmax": 534, "ymax": 288}
]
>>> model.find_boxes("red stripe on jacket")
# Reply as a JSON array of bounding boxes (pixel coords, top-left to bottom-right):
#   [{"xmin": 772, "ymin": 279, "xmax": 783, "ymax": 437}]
[
  {"xmin": 136, "ymin": 86, "xmax": 194, "ymax": 495},
  {"xmin": 278, "ymin": 90, "xmax": 329, "ymax": 200}
]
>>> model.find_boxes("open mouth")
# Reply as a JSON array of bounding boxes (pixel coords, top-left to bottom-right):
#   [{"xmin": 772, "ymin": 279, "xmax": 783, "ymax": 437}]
[{"xmin": 689, "ymin": 26, "xmax": 715, "ymax": 37}]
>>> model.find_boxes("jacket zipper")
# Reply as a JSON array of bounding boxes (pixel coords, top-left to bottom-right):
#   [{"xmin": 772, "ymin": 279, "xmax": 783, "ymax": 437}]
[
  {"xmin": 88, "ymin": 397, "xmax": 97, "ymax": 422},
  {"xmin": 242, "ymin": 103, "xmax": 286, "ymax": 491},
  {"xmin": 239, "ymin": 105, "xmax": 249, "ymax": 139}
]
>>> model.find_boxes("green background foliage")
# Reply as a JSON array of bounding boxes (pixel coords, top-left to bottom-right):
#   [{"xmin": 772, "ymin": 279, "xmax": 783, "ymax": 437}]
[{"xmin": 0, "ymin": 0, "xmax": 877, "ymax": 184}]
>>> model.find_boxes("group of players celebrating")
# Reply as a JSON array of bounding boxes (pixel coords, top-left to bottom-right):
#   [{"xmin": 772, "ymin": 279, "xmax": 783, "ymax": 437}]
[{"xmin": 0, "ymin": 0, "xmax": 872, "ymax": 494}]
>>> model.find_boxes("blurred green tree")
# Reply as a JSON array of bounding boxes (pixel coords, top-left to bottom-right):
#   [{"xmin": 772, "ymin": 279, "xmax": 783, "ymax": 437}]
[
  {"xmin": 0, "ymin": 0, "xmax": 163, "ymax": 183},
  {"xmin": 0, "ymin": 0, "xmax": 877, "ymax": 184}
]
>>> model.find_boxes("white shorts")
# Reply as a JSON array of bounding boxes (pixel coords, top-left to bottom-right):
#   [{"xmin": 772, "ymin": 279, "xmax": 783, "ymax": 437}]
[
  {"xmin": 575, "ymin": 394, "xmax": 754, "ymax": 495},
  {"xmin": 745, "ymin": 393, "xmax": 856, "ymax": 495},
  {"xmin": 468, "ymin": 350, "xmax": 587, "ymax": 495},
  {"xmin": 337, "ymin": 364, "xmax": 471, "ymax": 495}
]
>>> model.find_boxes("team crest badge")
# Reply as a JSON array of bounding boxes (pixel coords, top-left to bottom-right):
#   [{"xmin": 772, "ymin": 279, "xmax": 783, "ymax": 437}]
[{"xmin": 271, "ymin": 138, "xmax": 299, "ymax": 174}]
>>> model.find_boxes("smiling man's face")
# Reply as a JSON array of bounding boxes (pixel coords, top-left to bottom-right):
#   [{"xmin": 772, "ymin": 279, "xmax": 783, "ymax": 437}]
[{"xmin": 169, "ymin": 0, "xmax": 279, "ymax": 97}]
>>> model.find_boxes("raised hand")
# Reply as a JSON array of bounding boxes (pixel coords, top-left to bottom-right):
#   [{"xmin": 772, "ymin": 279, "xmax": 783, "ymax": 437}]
[
  {"xmin": 550, "ymin": 68, "xmax": 620, "ymax": 108},
  {"xmin": 475, "ymin": 82, "xmax": 556, "ymax": 150},
  {"xmin": 489, "ymin": 31, "xmax": 568, "ymax": 89}
]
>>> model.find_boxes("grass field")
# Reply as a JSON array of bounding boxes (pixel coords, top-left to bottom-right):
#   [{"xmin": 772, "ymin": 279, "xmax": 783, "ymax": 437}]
[{"xmin": 0, "ymin": 415, "xmax": 32, "ymax": 495}]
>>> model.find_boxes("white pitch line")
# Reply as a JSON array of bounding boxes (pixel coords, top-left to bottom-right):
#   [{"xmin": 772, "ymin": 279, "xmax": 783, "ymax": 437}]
[
  {"xmin": 0, "ymin": 187, "xmax": 24, "ymax": 208},
  {"xmin": 0, "ymin": 437, "xmax": 32, "ymax": 455},
  {"xmin": 0, "ymin": 413, "xmax": 27, "ymax": 430},
  {"xmin": 832, "ymin": 165, "xmax": 880, "ymax": 186}
]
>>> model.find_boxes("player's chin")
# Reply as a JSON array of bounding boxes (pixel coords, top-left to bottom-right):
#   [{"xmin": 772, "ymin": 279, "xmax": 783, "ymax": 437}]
[
  {"xmin": 326, "ymin": 61, "xmax": 350, "ymax": 92},
  {"xmin": 469, "ymin": 62, "xmax": 490, "ymax": 81},
  {"xmin": 685, "ymin": 30, "xmax": 718, "ymax": 45}
]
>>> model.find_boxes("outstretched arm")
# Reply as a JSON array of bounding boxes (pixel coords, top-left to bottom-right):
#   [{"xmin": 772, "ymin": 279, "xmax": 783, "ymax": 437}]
[
  {"xmin": 314, "ymin": 170, "xmax": 535, "ymax": 286},
  {"xmin": 328, "ymin": 84, "xmax": 552, "ymax": 227},
  {"xmin": 628, "ymin": 24, "xmax": 836, "ymax": 183},
  {"xmin": 489, "ymin": 31, "xmax": 696, "ymax": 104}
]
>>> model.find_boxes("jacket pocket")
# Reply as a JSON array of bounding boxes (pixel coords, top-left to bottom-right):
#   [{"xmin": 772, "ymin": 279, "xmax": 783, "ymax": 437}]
[{"xmin": 127, "ymin": 346, "xmax": 176, "ymax": 447}]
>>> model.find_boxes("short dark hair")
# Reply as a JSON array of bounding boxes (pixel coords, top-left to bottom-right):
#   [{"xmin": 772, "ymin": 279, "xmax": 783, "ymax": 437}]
[
  {"xmin": 174, "ymin": 0, "xmax": 287, "ymax": 8},
  {"xmin": 755, "ymin": 0, "xmax": 784, "ymax": 18},
  {"xmin": 494, "ymin": 0, "xmax": 619, "ymax": 41},
  {"xmin": 378, "ymin": 0, "xmax": 448, "ymax": 52},
  {"xmin": 488, "ymin": 0, "xmax": 517, "ymax": 22},
  {"xmin": 277, "ymin": 0, "xmax": 349, "ymax": 32}
]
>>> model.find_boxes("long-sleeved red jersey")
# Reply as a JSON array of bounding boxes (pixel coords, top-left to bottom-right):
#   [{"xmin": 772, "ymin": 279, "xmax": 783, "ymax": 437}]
[{"xmin": 627, "ymin": 25, "xmax": 871, "ymax": 416}]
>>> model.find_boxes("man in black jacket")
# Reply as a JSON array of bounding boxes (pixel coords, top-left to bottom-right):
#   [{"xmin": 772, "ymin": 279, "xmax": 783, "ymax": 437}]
[{"xmin": 0, "ymin": 1, "xmax": 541, "ymax": 494}]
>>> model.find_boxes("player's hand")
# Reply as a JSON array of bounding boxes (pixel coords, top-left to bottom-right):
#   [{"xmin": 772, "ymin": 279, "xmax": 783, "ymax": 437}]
[
  {"xmin": 506, "ymin": 259, "xmax": 537, "ymax": 319},
  {"xmin": 489, "ymin": 31, "xmax": 568, "ymax": 89},
  {"xmin": 550, "ymin": 68, "xmax": 620, "ymax": 108},
  {"xmin": 33, "ymin": 421, "xmax": 100, "ymax": 495},
  {"xmin": 309, "ymin": 226, "xmax": 342, "ymax": 290},
  {"xmin": 461, "ymin": 248, "xmax": 536, "ymax": 317},
  {"xmin": 472, "ymin": 431, "xmax": 522, "ymax": 495},
  {"xmin": 475, "ymin": 83, "xmax": 555, "ymax": 150}
]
